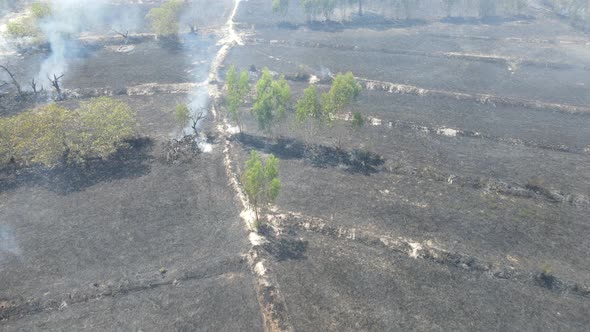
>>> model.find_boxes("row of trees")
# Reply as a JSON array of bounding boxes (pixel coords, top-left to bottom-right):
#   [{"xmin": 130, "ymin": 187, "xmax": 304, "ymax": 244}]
[
  {"xmin": 0, "ymin": 97, "xmax": 137, "ymax": 168},
  {"xmin": 225, "ymin": 66, "xmax": 362, "ymax": 137},
  {"xmin": 273, "ymin": 0, "xmax": 530, "ymax": 20},
  {"xmin": 226, "ymin": 68, "xmax": 363, "ymax": 228}
]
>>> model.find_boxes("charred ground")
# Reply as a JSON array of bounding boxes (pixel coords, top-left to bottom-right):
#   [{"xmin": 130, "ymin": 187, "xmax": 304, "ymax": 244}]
[{"xmin": 1, "ymin": 0, "xmax": 589, "ymax": 331}]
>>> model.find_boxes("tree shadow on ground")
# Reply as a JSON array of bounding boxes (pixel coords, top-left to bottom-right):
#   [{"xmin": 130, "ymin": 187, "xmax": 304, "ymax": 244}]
[
  {"xmin": 234, "ymin": 133, "xmax": 385, "ymax": 175},
  {"xmin": 0, "ymin": 137, "xmax": 154, "ymax": 195},
  {"xmin": 265, "ymin": 238, "xmax": 308, "ymax": 261}
]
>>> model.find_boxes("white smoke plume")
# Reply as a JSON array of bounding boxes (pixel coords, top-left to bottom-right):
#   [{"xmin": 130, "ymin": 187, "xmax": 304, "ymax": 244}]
[{"xmin": 36, "ymin": 0, "xmax": 143, "ymax": 84}]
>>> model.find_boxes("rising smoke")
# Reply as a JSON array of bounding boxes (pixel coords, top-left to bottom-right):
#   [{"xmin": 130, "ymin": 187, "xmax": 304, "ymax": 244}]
[{"xmin": 35, "ymin": 0, "xmax": 143, "ymax": 84}]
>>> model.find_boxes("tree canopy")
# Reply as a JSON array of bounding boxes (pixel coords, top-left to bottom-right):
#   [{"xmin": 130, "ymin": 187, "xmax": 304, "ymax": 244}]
[
  {"xmin": 146, "ymin": 0, "xmax": 184, "ymax": 37},
  {"xmin": 226, "ymin": 65, "xmax": 250, "ymax": 131},
  {"xmin": 242, "ymin": 150, "xmax": 281, "ymax": 225},
  {"xmin": 322, "ymin": 72, "xmax": 362, "ymax": 121},
  {"xmin": 252, "ymin": 68, "xmax": 291, "ymax": 135},
  {"xmin": 0, "ymin": 97, "xmax": 137, "ymax": 168}
]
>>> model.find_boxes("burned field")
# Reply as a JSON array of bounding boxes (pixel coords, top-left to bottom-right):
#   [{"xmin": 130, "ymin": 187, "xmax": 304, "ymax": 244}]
[
  {"xmin": 0, "ymin": 1, "xmax": 264, "ymax": 330},
  {"xmin": 1, "ymin": 0, "xmax": 590, "ymax": 331},
  {"xmin": 223, "ymin": 0, "xmax": 590, "ymax": 330}
]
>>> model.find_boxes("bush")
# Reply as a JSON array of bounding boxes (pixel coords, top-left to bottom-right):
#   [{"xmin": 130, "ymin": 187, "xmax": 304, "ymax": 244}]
[
  {"xmin": 6, "ymin": 17, "xmax": 38, "ymax": 38},
  {"xmin": 0, "ymin": 97, "xmax": 138, "ymax": 168}
]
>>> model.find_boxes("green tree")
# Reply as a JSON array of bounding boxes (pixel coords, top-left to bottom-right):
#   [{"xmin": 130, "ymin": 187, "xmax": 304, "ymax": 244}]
[
  {"xmin": 31, "ymin": 1, "xmax": 51, "ymax": 19},
  {"xmin": 272, "ymin": 0, "xmax": 289, "ymax": 17},
  {"xmin": 6, "ymin": 17, "xmax": 38, "ymax": 38},
  {"xmin": 225, "ymin": 66, "xmax": 250, "ymax": 132},
  {"xmin": 242, "ymin": 151, "xmax": 281, "ymax": 227},
  {"xmin": 295, "ymin": 85, "xmax": 323, "ymax": 137},
  {"xmin": 10, "ymin": 104, "xmax": 70, "ymax": 167},
  {"xmin": 252, "ymin": 68, "xmax": 291, "ymax": 136},
  {"xmin": 1, "ymin": 98, "xmax": 137, "ymax": 168},
  {"xmin": 67, "ymin": 97, "xmax": 138, "ymax": 163},
  {"xmin": 322, "ymin": 72, "xmax": 362, "ymax": 121},
  {"xmin": 146, "ymin": 0, "xmax": 184, "ymax": 37}
]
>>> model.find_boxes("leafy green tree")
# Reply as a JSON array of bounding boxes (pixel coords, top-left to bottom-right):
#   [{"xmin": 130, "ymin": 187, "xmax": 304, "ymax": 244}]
[
  {"xmin": 67, "ymin": 97, "xmax": 138, "ymax": 163},
  {"xmin": 252, "ymin": 68, "xmax": 291, "ymax": 136},
  {"xmin": 242, "ymin": 151, "xmax": 281, "ymax": 227},
  {"xmin": 322, "ymin": 72, "xmax": 362, "ymax": 121},
  {"xmin": 1, "ymin": 98, "xmax": 137, "ymax": 168},
  {"xmin": 6, "ymin": 17, "xmax": 38, "ymax": 38},
  {"xmin": 146, "ymin": 0, "xmax": 184, "ymax": 37},
  {"xmin": 225, "ymin": 66, "xmax": 250, "ymax": 131},
  {"xmin": 11, "ymin": 104, "xmax": 70, "ymax": 167},
  {"xmin": 272, "ymin": 0, "xmax": 289, "ymax": 17},
  {"xmin": 31, "ymin": 1, "xmax": 51, "ymax": 19},
  {"xmin": 295, "ymin": 85, "xmax": 323, "ymax": 137}
]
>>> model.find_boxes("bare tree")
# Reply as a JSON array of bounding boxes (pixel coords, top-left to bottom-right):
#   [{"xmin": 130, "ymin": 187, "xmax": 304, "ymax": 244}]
[
  {"xmin": 0, "ymin": 64, "xmax": 23, "ymax": 96},
  {"xmin": 190, "ymin": 110, "xmax": 205, "ymax": 134},
  {"xmin": 30, "ymin": 78, "xmax": 43, "ymax": 95},
  {"xmin": 113, "ymin": 29, "xmax": 129, "ymax": 44},
  {"xmin": 48, "ymin": 74, "xmax": 64, "ymax": 100}
]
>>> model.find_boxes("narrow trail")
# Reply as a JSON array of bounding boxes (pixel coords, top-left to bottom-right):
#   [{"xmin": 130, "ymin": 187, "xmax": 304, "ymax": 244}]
[{"xmin": 205, "ymin": 1, "xmax": 293, "ymax": 331}]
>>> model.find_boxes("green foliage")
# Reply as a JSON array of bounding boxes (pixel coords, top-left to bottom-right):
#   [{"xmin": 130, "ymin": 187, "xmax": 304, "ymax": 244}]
[
  {"xmin": 242, "ymin": 151, "xmax": 281, "ymax": 225},
  {"xmin": 6, "ymin": 17, "xmax": 38, "ymax": 38},
  {"xmin": 225, "ymin": 66, "xmax": 250, "ymax": 131},
  {"xmin": 146, "ymin": 0, "xmax": 184, "ymax": 37},
  {"xmin": 295, "ymin": 85, "xmax": 324, "ymax": 136},
  {"xmin": 175, "ymin": 104, "xmax": 190, "ymax": 127},
  {"xmin": 322, "ymin": 72, "xmax": 362, "ymax": 121},
  {"xmin": 67, "ymin": 97, "xmax": 138, "ymax": 163},
  {"xmin": 272, "ymin": 0, "xmax": 289, "ymax": 17},
  {"xmin": 31, "ymin": 1, "xmax": 51, "ymax": 19},
  {"xmin": 351, "ymin": 112, "xmax": 364, "ymax": 131},
  {"xmin": 252, "ymin": 68, "xmax": 291, "ymax": 135},
  {"xmin": 0, "ymin": 97, "xmax": 137, "ymax": 168}
]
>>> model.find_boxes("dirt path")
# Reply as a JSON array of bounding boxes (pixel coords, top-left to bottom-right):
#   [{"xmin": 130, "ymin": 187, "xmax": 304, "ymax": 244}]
[{"xmin": 205, "ymin": 1, "xmax": 293, "ymax": 331}]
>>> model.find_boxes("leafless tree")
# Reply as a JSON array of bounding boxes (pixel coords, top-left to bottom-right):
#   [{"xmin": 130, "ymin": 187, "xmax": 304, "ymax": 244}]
[
  {"xmin": 48, "ymin": 74, "xmax": 64, "ymax": 100},
  {"xmin": 113, "ymin": 29, "xmax": 129, "ymax": 44},
  {"xmin": 30, "ymin": 78, "xmax": 43, "ymax": 95},
  {"xmin": 0, "ymin": 64, "xmax": 23, "ymax": 96},
  {"xmin": 190, "ymin": 110, "xmax": 205, "ymax": 134}
]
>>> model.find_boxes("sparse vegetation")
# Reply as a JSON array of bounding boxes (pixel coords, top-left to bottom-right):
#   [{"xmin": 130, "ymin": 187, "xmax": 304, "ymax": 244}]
[{"xmin": 5, "ymin": 1, "xmax": 51, "ymax": 39}]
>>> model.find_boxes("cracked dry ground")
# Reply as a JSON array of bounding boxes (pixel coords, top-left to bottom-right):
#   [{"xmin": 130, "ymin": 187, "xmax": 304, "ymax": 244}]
[{"xmin": 2, "ymin": 1, "xmax": 590, "ymax": 332}]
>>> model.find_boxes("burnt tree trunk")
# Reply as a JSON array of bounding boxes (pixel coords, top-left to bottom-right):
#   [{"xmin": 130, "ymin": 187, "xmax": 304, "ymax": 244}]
[{"xmin": 0, "ymin": 65, "xmax": 23, "ymax": 96}]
